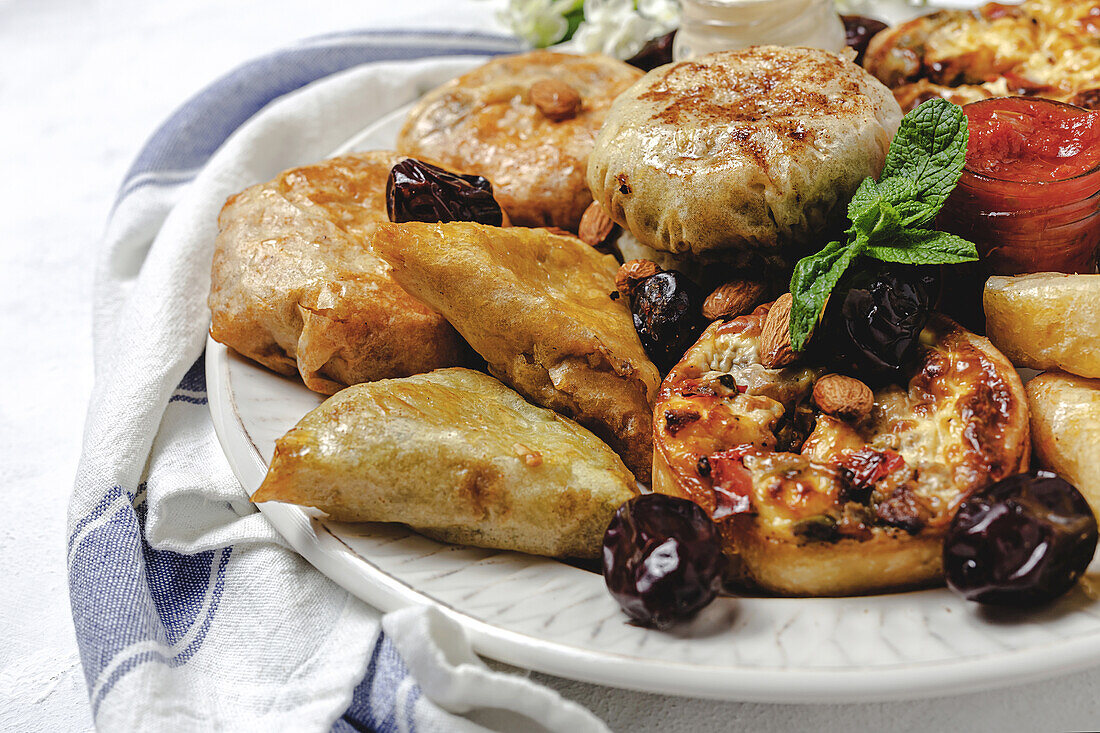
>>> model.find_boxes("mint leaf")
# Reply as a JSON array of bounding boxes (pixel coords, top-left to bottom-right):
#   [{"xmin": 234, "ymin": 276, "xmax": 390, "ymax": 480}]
[
  {"xmin": 847, "ymin": 176, "xmax": 915, "ymax": 223},
  {"xmin": 788, "ymin": 239, "xmax": 865, "ymax": 351},
  {"xmin": 877, "ymin": 99, "xmax": 968, "ymax": 226},
  {"xmin": 864, "ymin": 229, "xmax": 979, "ymax": 265},
  {"xmin": 787, "ymin": 100, "xmax": 978, "ymax": 354}
]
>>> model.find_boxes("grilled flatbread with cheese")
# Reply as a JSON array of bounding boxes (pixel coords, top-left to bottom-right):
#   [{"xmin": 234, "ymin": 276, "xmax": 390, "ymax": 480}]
[
  {"xmin": 586, "ymin": 46, "xmax": 901, "ymax": 265},
  {"xmin": 208, "ymin": 150, "xmax": 465, "ymax": 394},
  {"xmin": 253, "ymin": 368, "xmax": 638, "ymax": 559},
  {"xmin": 371, "ymin": 222, "xmax": 660, "ymax": 479},
  {"xmin": 652, "ymin": 303, "xmax": 1030, "ymax": 596},
  {"xmin": 864, "ymin": 0, "xmax": 1100, "ymax": 112}
]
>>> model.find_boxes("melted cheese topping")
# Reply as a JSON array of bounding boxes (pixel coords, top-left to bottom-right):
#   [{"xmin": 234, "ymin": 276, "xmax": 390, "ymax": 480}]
[
  {"xmin": 866, "ymin": 0, "xmax": 1100, "ymax": 110},
  {"xmin": 654, "ymin": 306, "xmax": 1028, "ymax": 545}
]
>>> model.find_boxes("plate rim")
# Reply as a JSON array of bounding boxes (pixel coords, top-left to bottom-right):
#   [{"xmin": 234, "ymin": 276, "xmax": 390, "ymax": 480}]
[{"xmin": 207, "ymin": 336, "xmax": 1100, "ymax": 703}]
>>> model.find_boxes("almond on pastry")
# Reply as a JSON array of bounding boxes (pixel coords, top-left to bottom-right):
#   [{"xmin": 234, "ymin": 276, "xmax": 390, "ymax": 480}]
[
  {"xmin": 578, "ymin": 201, "xmax": 618, "ymax": 247},
  {"xmin": 530, "ymin": 79, "xmax": 582, "ymax": 121},
  {"xmin": 615, "ymin": 259, "xmax": 660, "ymax": 301},
  {"xmin": 759, "ymin": 294, "xmax": 798, "ymax": 368},
  {"xmin": 813, "ymin": 374, "xmax": 874, "ymax": 422},
  {"xmin": 702, "ymin": 279, "xmax": 767, "ymax": 320}
]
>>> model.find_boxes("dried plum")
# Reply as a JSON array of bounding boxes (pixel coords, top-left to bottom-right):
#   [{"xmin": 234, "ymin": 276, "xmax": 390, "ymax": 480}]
[
  {"xmin": 817, "ymin": 263, "xmax": 939, "ymax": 380},
  {"xmin": 625, "ymin": 31, "xmax": 676, "ymax": 72},
  {"xmin": 630, "ymin": 271, "xmax": 707, "ymax": 373},
  {"xmin": 386, "ymin": 158, "xmax": 503, "ymax": 225},
  {"xmin": 841, "ymin": 15, "xmax": 888, "ymax": 65},
  {"xmin": 602, "ymin": 494, "xmax": 723, "ymax": 628},
  {"xmin": 943, "ymin": 471, "xmax": 1098, "ymax": 606}
]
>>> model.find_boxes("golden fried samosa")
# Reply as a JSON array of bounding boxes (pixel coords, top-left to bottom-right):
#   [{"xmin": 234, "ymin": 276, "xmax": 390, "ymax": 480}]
[
  {"xmin": 208, "ymin": 150, "xmax": 465, "ymax": 395},
  {"xmin": 370, "ymin": 222, "xmax": 660, "ymax": 479},
  {"xmin": 253, "ymin": 368, "xmax": 638, "ymax": 558}
]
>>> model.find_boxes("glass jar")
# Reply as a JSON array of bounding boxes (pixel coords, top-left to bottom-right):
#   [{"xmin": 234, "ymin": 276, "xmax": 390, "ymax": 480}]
[
  {"xmin": 673, "ymin": 0, "xmax": 847, "ymax": 60},
  {"xmin": 937, "ymin": 98, "xmax": 1100, "ymax": 276}
]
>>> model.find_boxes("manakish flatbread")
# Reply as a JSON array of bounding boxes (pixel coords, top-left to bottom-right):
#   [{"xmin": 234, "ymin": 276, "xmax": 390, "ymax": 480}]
[
  {"xmin": 653, "ymin": 307, "xmax": 1030, "ymax": 596},
  {"xmin": 370, "ymin": 222, "xmax": 660, "ymax": 480},
  {"xmin": 253, "ymin": 368, "xmax": 639, "ymax": 559},
  {"xmin": 208, "ymin": 150, "xmax": 465, "ymax": 394}
]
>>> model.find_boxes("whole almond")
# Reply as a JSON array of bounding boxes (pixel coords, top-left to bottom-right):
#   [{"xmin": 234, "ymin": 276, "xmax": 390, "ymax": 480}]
[
  {"xmin": 615, "ymin": 259, "xmax": 660, "ymax": 300},
  {"xmin": 530, "ymin": 79, "xmax": 582, "ymax": 122},
  {"xmin": 702, "ymin": 279, "xmax": 767, "ymax": 320},
  {"xmin": 578, "ymin": 201, "xmax": 618, "ymax": 247},
  {"xmin": 813, "ymin": 374, "xmax": 874, "ymax": 422},
  {"xmin": 759, "ymin": 293, "xmax": 798, "ymax": 368}
]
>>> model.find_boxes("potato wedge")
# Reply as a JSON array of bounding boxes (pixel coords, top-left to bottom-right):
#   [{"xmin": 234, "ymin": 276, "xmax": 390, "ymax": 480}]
[
  {"xmin": 1027, "ymin": 371, "xmax": 1100, "ymax": 519},
  {"xmin": 984, "ymin": 273, "xmax": 1100, "ymax": 378}
]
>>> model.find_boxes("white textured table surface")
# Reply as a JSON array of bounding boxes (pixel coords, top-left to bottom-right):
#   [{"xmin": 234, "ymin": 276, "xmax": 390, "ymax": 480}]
[{"xmin": 3, "ymin": 1, "xmax": 1100, "ymax": 731}]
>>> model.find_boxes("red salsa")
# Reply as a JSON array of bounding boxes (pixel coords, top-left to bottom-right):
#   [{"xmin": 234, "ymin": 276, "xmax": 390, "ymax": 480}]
[
  {"xmin": 963, "ymin": 97, "xmax": 1100, "ymax": 182},
  {"xmin": 937, "ymin": 97, "xmax": 1100, "ymax": 276}
]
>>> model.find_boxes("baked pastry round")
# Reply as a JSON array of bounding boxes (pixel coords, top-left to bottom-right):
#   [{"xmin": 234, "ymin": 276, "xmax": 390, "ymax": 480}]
[
  {"xmin": 396, "ymin": 50, "xmax": 643, "ymax": 231},
  {"xmin": 586, "ymin": 46, "xmax": 901, "ymax": 264},
  {"xmin": 208, "ymin": 150, "xmax": 465, "ymax": 394},
  {"xmin": 651, "ymin": 302, "xmax": 1030, "ymax": 596}
]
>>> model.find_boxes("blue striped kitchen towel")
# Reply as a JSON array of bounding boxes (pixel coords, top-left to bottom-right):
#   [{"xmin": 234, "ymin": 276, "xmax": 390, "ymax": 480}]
[{"xmin": 67, "ymin": 29, "xmax": 610, "ymax": 733}]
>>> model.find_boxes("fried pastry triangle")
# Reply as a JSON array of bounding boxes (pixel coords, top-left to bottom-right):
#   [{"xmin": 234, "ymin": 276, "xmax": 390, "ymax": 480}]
[
  {"xmin": 371, "ymin": 222, "xmax": 660, "ymax": 479},
  {"xmin": 253, "ymin": 368, "xmax": 638, "ymax": 558}
]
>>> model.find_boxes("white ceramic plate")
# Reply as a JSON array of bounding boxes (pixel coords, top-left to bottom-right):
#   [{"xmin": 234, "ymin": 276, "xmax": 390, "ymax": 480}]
[{"xmin": 207, "ymin": 99, "xmax": 1100, "ymax": 704}]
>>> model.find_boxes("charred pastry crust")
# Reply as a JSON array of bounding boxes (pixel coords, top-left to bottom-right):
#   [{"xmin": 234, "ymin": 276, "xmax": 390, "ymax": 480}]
[{"xmin": 651, "ymin": 300, "xmax": 1030, "ymax": 596}]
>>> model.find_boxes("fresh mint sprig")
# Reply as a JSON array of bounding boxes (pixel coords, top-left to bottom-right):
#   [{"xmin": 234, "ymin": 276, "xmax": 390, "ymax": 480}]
[{"xmin": 788, "ymin": 99, "xmax": 979, "ymax": 352}]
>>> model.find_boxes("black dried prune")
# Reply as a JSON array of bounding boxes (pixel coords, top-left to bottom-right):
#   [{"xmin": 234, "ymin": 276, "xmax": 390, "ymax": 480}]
[
  {"xmin": 841, "ymin": 15, "xmax": 888, "ymax": 65},
  {"xmin": 625, "ymin": 31, "xmax": 676, "ymax": 72},
  {"xmin": 943, "ymin": 471, "xmax": 1098, "ymax": 607},
  {"xmin": 630, "ymin": 271, "xmax": 707, "ymax": 373},
  {"xmin": 602, "ymin": 494, "xmax": 724, "ymax": 628},
  {"xmin": 817, "ymin": 264, "xmax": 939, "ymax": 381},
  {"xmin": 386, "ymin": 158, "xmax": 503, "ymax": 225}
]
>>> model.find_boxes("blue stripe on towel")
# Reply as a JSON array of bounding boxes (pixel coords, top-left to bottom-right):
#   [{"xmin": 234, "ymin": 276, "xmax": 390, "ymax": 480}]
[
  {"xmin": 118, "ymin": 30, "xmax": 521, "ymax": 202},
  {"xmin": 71, "ymin": 29, "xmax": 519, "ymax": 727},
  {"xmin": 337, "ymin": 632, "xmax": 418, "ymax": 733}
]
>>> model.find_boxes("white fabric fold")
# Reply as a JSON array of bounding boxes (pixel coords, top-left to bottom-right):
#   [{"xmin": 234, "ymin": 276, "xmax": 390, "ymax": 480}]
[
  {"xmin": 69, "ymin": 51, "xmax": 609, "ymax": 732},
  {"xmin": 384, "ymin": 606, "xmax": 611, "ymax": 733}
]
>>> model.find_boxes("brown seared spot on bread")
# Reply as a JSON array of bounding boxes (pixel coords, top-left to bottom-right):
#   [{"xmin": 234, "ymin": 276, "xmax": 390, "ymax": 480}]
[
  {"xmin": 632, "ymin": 48, "xmax": 875, "ymax": 180},
  {"xmin": 663, "ymin": 407, "xmax": 702, "ymax": 435},
  {"xmin": 638, "ymin": 49, "xmax": 864, "ymax": 120},
  {"xmin": 959, "ymin": 375, "xmax": 1018, "ymax": 481},
  {"xmin": 455, "ymin": 463, "xmax": 508, "ymax": 520}
]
